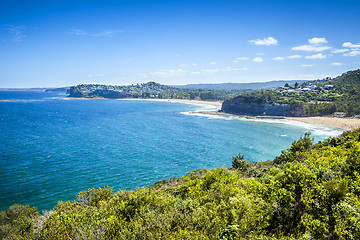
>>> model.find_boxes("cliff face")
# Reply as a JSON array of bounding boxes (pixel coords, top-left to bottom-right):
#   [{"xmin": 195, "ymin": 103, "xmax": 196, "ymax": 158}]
[{"xmin": 221, "ymin": 98, "xmax": 302, "ymax": 116}]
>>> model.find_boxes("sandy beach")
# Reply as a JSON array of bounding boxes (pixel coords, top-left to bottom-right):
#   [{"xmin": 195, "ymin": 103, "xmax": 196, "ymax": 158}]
[
  {"xmin": 285, "ymin": 117, "xmax": 360, "ymax": 130},
  {"xmin": 194, "ymin": 110, "xmax": 360, "ymax": 130}
]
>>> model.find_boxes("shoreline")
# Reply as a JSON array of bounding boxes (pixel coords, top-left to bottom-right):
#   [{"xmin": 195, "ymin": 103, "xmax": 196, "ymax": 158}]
[
  {"xmin": 63, "ymin": 97, "xmax": 223, "ymax": 106},
  {"xmin": 194, "ymin": 110, "xmax": 360, "ymax": 130}
]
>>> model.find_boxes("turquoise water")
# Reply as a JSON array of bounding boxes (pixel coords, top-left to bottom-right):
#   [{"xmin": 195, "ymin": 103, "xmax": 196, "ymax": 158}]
[{"xmin": 0, "ymin": 91, "xmax": 343, "ymax": 211}]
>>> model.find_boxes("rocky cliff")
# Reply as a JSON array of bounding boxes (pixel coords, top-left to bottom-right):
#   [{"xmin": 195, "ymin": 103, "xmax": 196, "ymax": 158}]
[{"xmin": 221, "ymin": 97, "xmax": 303, "ymax": 116}]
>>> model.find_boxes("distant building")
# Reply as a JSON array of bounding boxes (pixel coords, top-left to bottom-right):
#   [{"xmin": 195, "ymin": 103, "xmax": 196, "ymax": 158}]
[
  {"xmin": 333, "ymin": 112, "xmax": 347, "ymax": 118},
  {"xmin": 323, "ymin": 85, "xmax": 334, "ymax": 90}
]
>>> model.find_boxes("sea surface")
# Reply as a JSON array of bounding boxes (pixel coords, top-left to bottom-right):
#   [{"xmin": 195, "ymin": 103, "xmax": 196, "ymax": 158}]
[{"xmin": 0, "ymin": 91, "xmax": 344, "ymax": 211}]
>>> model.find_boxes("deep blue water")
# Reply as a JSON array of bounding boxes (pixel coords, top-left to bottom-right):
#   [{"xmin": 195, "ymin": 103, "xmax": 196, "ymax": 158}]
[{"xmin": 0, "ymin": 91, "xmax": 344, "ymax": 211}]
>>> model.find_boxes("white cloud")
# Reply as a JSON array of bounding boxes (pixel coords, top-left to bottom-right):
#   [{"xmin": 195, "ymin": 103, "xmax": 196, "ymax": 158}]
[
  {"xmin": 292, "ymin": 45, "xmax": 331, "ymax": 52},
  {"xmin": 343, "ymin": 42, "xmax": 360, "ymax": 48},
  {"xmin": 299, "ymin": 74, "xmax": 315, "ymax": 78},
  {"xmin": 288, "ymin": 55, "xmax": 302, "ymax": 59},
  {"xmin": 190, "ymin": 72, "xmax": 201, "ymax": 75},
  {"xmin": 305, "ymin": 53, "xmax": 326, "ymax": 59},
  {"xmin": 249, "ymin": 37, "xmax": 278, "ymax": 46},
  {"xmin": 308, "ymin": 37, "xmax": 328, "ymax": 44},
  {"xmin": 92, "ymin": 30, "xmax": 125, "ymax": 37},
  {"xmin": 292, "ymin": 37, "xmax": 331, "ymax": 52},
  {"xmin": 149, "ymin": 69, "xmax": 187, "ymax": 78},
  {"xmin": 201, "ymin": 69, "xmax": 220, "ymax": 75},
  {"xmin": 273, "ymin": 56, "xmax": 284, "ymax": 61},
  {"xmin": 233, "ymin": 57, "xmax": 248, "ymax": 63},
  {"xmin": 179, "ymin": 64, "xmax": 187, "ymax": 67},
  {"xmin": 301, "ymin": 64, "xmax": 315, "ymax": 67},
  {"xmin": 331, "ymin": 48, "xmax": 349, "ymax": 54},
  {"xmin": 192, "ymin": 62, "xmax": 197, "ymax": 66},
  {"xmin": 331, "ymin": 62, "xmax": 342, "ymax": 66},
  {"xmin": 88, "ymin": 73, "xmax": 104, "ymax": 77},
  {"xmin": 209, "ymin": 61, "xmax": 217, "ymax": 65},
  {"xmin": 222, "ymin": 66, "xmax": 247, "ymax": 71},
  {"xmin": 66, "ymin": 29, "xmax": 87, "ymax": 36},
  {"xmin": 343, "ymin": 51, "xmax": 360, "ymax": 57},
  {"xmin": 6, "ymin": 25, "xmax": 26, "ymax": 42},
  {"xmin": 253, "ymin": 57, "xmax": 263, "ymax": 62}
]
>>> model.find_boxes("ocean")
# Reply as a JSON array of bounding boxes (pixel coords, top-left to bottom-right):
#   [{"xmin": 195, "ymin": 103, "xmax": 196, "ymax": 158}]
[{"xmin": 0, "ymin": 91, "xmax": 344, "ymax": 211}]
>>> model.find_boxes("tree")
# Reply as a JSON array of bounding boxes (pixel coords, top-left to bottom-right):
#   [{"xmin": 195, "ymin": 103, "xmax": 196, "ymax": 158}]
[{"xmin": 232, "ymin": 152, "xmax": 249, "ymax": 171}]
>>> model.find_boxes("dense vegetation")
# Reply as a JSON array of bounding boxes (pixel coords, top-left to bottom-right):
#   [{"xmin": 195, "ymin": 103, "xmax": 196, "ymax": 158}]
[
  {"xmin": 69, "ymin": 82, "xmax": 254, "ymax": 101},
  {"xmin": 223, "ymin": 69, "xmax": 360, "ymax": 116},
  {"xmin": 2, "ymin": 129, "xmax": 360, "ymax": 239}
]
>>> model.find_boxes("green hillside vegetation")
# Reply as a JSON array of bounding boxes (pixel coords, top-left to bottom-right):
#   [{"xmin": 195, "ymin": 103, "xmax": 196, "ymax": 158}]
[
  {"xmin": 2, "ymin": 129, "xmax": 360, "ymax": 239},
  {"xmin": 69, "ymin": 82, "xmax": 254, "ymax": 101},
  {"xmin": 225, "ymin": 69, "xmax": 360, "ymax": 116}
]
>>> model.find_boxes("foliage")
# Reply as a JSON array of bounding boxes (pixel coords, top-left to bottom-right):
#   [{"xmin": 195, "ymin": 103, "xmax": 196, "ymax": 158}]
[
  {"xmin": 2, "ymin": 129, "xmax": 360, "ymax": 239},
  {"xmin": 69, "ymin": 81, "xmax": 255, "ymax": 101},
  {"xmin": 223, "ymin": 69, "xmax": 360, "ymax": 116}
]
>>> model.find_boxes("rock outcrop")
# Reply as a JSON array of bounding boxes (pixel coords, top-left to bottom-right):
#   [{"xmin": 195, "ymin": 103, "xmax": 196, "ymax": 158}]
[{"xmin": 221, "ymin": 97, "xmax": 302, "ymax": 116}]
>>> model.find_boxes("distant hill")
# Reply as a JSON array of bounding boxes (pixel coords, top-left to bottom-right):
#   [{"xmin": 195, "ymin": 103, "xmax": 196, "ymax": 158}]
[
  {"xmin": 173, "ymin": 80, "xmax": 308, "ymax": 90},
  {"xmin": 221, "ymin": 69, "xmax": 360, "ymax": 117}
]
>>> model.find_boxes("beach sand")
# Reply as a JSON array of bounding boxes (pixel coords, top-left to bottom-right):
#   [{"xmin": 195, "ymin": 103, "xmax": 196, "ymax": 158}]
[
  {"xmin": 285, "ymin": 117, "xmax": 360, "ymax": 130},
  {"xmin": 193, "ymin": 110, "xmax": 360, "ymax": 130}
]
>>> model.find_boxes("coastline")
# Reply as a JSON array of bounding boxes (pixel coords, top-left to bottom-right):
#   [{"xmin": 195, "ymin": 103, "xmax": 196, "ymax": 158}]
[
  {"xmin": 194, "ymin": 110, "xmax": 360, "ymax": 130},
  {"xmin": 62, "ymin": 98, "xmax": 359, "ymax": 130},
  {"xmin": 63, "ymin": 97, "xmax": 223, "ymax": 106},
  {"xmin": 285, "ymin": 116, "xmax": 360, "ymax": 131}
]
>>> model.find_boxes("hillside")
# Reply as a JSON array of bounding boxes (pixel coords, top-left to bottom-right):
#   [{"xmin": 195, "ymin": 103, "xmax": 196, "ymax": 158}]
[
  {"xmin": 68, "ymin": 82, "xmax": 255, "ymax": 101},
  {"xmin": 174, "ymin": 80, "xmax": 308, "ymax": 90},
  {"xmin": 222, "ymin": 69, "xmax": 360, "ymax": 117},
  {"xmin": 1, "ymin": 129, "xmax": 360, "ymax": 239}
]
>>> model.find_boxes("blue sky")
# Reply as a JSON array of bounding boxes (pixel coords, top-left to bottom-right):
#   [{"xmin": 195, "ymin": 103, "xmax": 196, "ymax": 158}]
[{"xmin": 1, "ymin": 0, "xmax": 360, "ymax": 87}]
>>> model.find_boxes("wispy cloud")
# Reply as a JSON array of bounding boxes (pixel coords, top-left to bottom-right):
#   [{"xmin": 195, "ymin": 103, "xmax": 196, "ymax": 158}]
[
  {"xmin": 301, "ymin": 64, "xmax": 315, "ymax": 67},
  {"xmin": 299, "ymin": 74, "xmax": 315, "ymax": 78},
  {"xmin": 292, "ymin": 37, "xmax": 331, "ymax": 52},
  {"xmin": 287, "ymin": 55, "xmax": 302, "ymax": 59},
  {"xmin": 222, "ymin": 66, "xmax": 248, "ymax": 71},
  {"xmin": 179, "ymin": 64, "xmax": 188, "ymax": 67},
  {"xmin": 293, "ymin": 45, "xmax": 331, "ymax": 52},
  {"xmin": 149, "ymin": 69, "xmax": 187, "ymax": 78},
  {"xmin": 342, "ymin": 42, "xmax": 360, "ymax": 48},
  {"xmin": 88, "ymin": 73, "xmax": 104, "ymax": 77},
  {"xmin": 66, "ymin": 29, "xmax": 87, "ymax": 36},
  {"xmin": 305, "ymin": 53, "xmax": 326, "ymax": 59},
  {"xmin": 201, "ymin": 69, "xmax": 219, "ymax": 75},
  {"xmin": 92, "ymin": 30, "xmax": 125, "ymax": 37},
  {"xmin": 6, "ymin": 25, "xmax": 26, "ymax": 42},
  {"xmin": 272, "ymin": 56, "xmax": 284, "ymax": 61},
  {"xmin": 209, "ymin": 61, "xmax": 217, "ymax": 65},
  {"xmin": 253, "ymin": 57, "xmax": 263, "ymax": 62},
  {"xmin": 67, "ymin": 29, "xmax": 125, "ymax": 37},
  {"xmin": 249, "ymin": 37, "xmax": 278, "ymax": 46},
  {"xmin": 331, "ymin": 48, "xmax": 349, "ymax": 53},
  {"xmin": 192, "ymin": 62, "xmax": 197, "ymax": 66},
  {"xmin": 233, "ymin": 57, "xmax": 248, "ymax": 63},
  {"xmin": 343, "ymin": 50, "xmax": 360, "ymax": 57},
  {"xmin": 330, "ymin": 62, "xmax": 342, "ymax": 66}
]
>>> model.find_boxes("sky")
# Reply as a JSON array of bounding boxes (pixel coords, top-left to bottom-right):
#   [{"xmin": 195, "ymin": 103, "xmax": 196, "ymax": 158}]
[{"xmin": 0, "ymin": 0, "xmax": 360, "ymax": 88}]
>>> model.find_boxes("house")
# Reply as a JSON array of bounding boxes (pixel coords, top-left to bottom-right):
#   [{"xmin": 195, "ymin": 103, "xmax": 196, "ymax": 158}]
[
  {"xmin": 333, "ymin": 112, "xmax": 347, "ymax": 118},
  {"xmin": 323, "ymin": 85, "xmax": 334, "ymax": 90}
]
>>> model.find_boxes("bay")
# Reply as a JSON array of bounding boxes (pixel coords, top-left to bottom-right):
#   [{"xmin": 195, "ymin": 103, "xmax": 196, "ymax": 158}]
[{"xmin": 0, "ymin": 91, "xmax": 343, "ymax": 211}]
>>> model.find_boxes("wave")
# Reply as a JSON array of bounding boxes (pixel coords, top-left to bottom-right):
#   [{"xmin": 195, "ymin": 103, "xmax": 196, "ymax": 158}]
[{"xmin": 182, "ymin": 111, "xmax": 344, "ymax": 137}]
